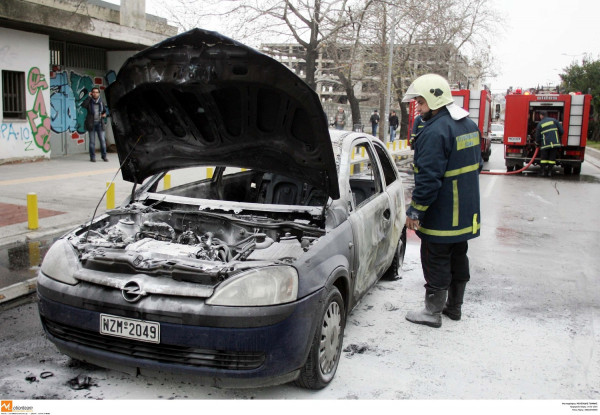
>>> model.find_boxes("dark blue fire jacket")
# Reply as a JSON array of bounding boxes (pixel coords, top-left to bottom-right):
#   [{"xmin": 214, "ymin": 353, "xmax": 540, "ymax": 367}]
[
  {"xmin": 535, "ymin": 116, "xmax": 563, "ymax": 149},
  {"xmin": 406, "ymin": 106, "xmax": 482, "ymax": 243}
]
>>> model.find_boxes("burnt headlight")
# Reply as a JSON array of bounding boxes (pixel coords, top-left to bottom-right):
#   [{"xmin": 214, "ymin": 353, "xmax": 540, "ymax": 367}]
[
  {"xmin": 206, "ymin": 266, "xmax": 298, "ymax": 306},
  {"xmin": 40, "ymin": 239, "xmax": 80, "ymax": 285}
]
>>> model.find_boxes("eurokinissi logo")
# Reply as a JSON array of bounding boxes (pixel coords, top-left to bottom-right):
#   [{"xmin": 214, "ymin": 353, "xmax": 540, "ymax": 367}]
[
  {"xmin": 1, "ymin": 401, "xmax": 12, "ymax": 413},
  {"xmin": 1, "ymin": 401, "xmax": 33, "ymax": 413}
]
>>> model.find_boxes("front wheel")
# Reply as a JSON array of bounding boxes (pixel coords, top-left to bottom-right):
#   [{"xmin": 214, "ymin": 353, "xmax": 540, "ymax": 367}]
[
  {"xmin": 382, "ymin": 227, "xmax": 407, "ymax": 280},
  {"xmin": 295, "ymin": 286, "xmax": 346, "ymax": 390}
]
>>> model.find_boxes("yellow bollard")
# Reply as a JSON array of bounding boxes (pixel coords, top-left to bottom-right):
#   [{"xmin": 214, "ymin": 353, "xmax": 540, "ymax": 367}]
[
  {"xmin": 351, "ymin": 150, "xmax": 355, "ymax": 160},
  {"xmin": 361, "ymin": 147, "xmax": 365, "ymax": 158},
  {"xmin": 27, "ymin": 192, "xmax": 38, "ymax": 230},
  {"xmin": 29, "ymin": 241, "xmax": 41, "ymax": 267},
  {"xmin": 106, "ymin": 182, "xmax": 115, "ymax": 210},
  {"xmin": 387, "ymin": 142, "xmax": 391, "ymax": 150},
  {"xmin": 163, "ymin": 173, "xmax": 171, "ymax": 190},
  {"xmin": 207, "ymin": 167, "xmax": 214, "ymax": 179}
]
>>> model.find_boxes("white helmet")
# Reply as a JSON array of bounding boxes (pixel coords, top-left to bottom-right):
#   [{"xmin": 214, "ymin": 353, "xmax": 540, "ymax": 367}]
[{"xmin": 402, "ymin": 73, "xmax": 469, "ymax": 120}]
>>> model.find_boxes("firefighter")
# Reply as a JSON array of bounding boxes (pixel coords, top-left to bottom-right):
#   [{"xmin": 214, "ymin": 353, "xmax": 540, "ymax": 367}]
[
  {"xmin": 535, "ymin": 110, "xmax": 564, "ymax": 177},
  {"xmin": 402, "ymin": 74, "xmax": 482, "ymax": 328}
]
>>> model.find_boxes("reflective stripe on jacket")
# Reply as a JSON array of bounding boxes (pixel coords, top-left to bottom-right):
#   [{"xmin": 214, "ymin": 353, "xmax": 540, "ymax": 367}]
[
  {"xmin": 406, "ymin": 106, "xmax": 482, "ymax": 243},
  {"xmin": 535, "ymin": 117, "xmax": 563, "ymax": 150}
]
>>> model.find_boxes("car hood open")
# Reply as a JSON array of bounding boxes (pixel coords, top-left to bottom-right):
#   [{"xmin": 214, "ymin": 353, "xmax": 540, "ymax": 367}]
[{"xmin": 106, "ymin": 28, "xmax": 339, "ymax": 200}]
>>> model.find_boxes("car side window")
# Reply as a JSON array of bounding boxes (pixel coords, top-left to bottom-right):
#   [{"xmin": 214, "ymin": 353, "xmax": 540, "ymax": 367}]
[
  {"xmin": 373, "ymin": 144, "xmax": 397, "ymax": 186},
  {"xmin": 349, "ymin": 142, "xmax": 383, "ymax": 209}
]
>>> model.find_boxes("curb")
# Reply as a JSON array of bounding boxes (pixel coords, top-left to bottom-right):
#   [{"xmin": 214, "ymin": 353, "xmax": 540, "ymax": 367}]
[
  {"xmin": 585, "ymin": 146, "xmax": 600, "ymax": 169},
  {"xmin": 0, "ymin": 277, "xmax": 37, "ymax": 304}
]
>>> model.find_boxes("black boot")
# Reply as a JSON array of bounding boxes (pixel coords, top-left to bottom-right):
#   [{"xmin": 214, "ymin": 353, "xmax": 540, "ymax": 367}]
[
  {"xmin": 443, "ymin": 281, "xmax": 467, "ymax": 320},
  {"xmin": 406, "ymin": 289, "xmax": 447, "ymax": 328},
  {"xmin": 542, "ymin": 165, "xmax": 549, "ymax": 177}
]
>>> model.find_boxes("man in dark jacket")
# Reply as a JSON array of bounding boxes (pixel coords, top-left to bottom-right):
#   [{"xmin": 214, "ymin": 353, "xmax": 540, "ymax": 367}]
[
  {"xmin": 402, "ymin": 74, "xmax": 482, "ymax": 328},
  {"xmin": 369, "ymin": 109, "xmax": 380, "ymax": 136},
  {"xmin": 535, "ymin": 110, "xmax": 564, "ymax": 177},
  {"xmin": 81, "ymin": 87, "xmax": 108, "ymax": 162},
  {"xmin": 388, "ymin": 111, "xmax": 399, "ymax": 141}
]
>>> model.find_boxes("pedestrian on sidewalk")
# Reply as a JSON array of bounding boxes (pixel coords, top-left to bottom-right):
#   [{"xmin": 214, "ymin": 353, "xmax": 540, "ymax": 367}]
[
  {"xmin": 334, "ymin": 107, "xmax": 346, "ymax": 130},
  {"xmin": 402, "ymin": 73, "xmax": 482, "ymax": 328},
  {"xmin": 389, "ymin": 110, "xmax": 399, "ymax": 141},
  {"xmin": 81, "ymin": 87, "xmax": 109, "ymax": 163},
  {"xmin": 370, "ymin": 109, "xmax": 380, "ymax": 136}
]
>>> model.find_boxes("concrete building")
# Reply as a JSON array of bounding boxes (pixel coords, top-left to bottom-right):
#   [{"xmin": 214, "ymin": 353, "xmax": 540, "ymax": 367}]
[
  {"xmin": 0, "ymin": 0, "xmax": 177, "ymax": 163},
  {"xmin": 261, "ymin": 42, "xmax": 479, "ymax": 107}
]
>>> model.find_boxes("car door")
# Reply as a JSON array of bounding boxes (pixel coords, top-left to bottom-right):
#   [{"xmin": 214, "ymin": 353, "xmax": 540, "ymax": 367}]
[{"xmin": 346, "ymin": 139, "xmax": 393, "ymax": 299}]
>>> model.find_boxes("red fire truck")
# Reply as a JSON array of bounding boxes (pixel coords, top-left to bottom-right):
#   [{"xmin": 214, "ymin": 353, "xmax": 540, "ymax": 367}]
[
  {"xmin": 503, "ymin": 91, "xmax": 592, "ymax": 174},
  {"xmin": 407, "ymin": 89, "xmax": 493, "ymax": 161}
]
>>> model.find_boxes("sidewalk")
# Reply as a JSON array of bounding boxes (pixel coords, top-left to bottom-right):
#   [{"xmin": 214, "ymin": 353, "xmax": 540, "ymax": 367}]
[
  {"xmin": 0, "ymin": 152, "xmax": 134, "ymax": 304},
  {"xmin": 0, "ymin": 153, "xmax": 132, "ymax": 248}
]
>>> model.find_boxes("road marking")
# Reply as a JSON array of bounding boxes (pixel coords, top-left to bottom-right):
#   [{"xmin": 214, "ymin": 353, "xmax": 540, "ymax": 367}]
[
  {"xmin": 482, "ymin": 175, "xmax": 497, "ymax": 199},
  {"xmin": 0, "ymin": 168, "xmax": 116, "ymax": 186}
]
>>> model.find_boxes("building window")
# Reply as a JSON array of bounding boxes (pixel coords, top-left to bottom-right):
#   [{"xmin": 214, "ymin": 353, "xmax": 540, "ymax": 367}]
[
  {"xmin": 2, "ymin": 70, "xmax": 26, "ymax": 120},
  {"xmin": 50, "ymin": 40, "xmax": 106, "ymax": 71}
]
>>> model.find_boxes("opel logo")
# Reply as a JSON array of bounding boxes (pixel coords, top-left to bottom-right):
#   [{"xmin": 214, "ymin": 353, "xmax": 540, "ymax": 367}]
[{"xmin": 121, "ymin": 281, "xmax": 145, "ymax": 303}]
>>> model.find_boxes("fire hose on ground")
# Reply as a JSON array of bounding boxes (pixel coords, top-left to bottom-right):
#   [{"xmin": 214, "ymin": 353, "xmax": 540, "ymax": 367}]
[{"xmin": 480, "ymin": 147, "xmax": 539, "ymax": 176}]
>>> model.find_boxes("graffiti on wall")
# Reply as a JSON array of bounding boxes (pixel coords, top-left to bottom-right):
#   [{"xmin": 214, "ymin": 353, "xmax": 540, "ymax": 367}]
[
  {"xmin": 0, "ymin": 123, "xmax": 33, "ymax": 150},
  {"xmin": 50, "ymin": 71, "xmax": 77, "ymax": 134},
  {"xmin": 49, "ymin": 70, "xmax": 109, "ymax": 144},
  {"xmin": 26, "ymin": 67, "xmax": 51, "ymax": 152}
]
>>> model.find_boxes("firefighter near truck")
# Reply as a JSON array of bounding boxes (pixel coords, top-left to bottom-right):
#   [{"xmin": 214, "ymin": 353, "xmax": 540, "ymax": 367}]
[
  {"xmin": 407, "ymin": 89, "xmax": 493, "ymax": 162},
  {"xmin": 503, "ymin": 91, "xmax": 592, "ymax": 174}
]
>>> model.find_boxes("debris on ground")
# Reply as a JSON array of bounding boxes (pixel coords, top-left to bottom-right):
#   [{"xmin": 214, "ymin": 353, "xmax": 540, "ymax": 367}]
[
  {"xmin": 343, "ymin": 343, "xmax": 371, "ymax": 356},
  {"xmin": 384, "ymin": 302, "xmax": 399, "ymax": 311},
  {"xmin": 67, "ymin": 374, "xmax": 97, "ymax": 390}
]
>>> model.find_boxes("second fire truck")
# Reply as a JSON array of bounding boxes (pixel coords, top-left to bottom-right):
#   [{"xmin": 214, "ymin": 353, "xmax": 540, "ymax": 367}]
[{"xmin": 503, "ymin": 90, "xmax": 592, "ymax": 174}]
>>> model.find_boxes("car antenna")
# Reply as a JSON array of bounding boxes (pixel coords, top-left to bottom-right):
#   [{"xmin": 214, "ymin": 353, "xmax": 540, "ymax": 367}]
[{"xmin": 84, "ymin": 135, "xmax": 143, "ymax": 242}]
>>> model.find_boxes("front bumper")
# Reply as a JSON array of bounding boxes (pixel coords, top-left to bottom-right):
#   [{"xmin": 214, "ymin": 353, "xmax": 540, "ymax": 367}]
[{"xmin": 37, "ymin": 272, "xmax": 324, "ymax": 387}]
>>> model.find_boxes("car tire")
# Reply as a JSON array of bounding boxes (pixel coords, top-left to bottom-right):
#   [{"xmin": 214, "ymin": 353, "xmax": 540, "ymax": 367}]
[
  {"xmin": 382, "ymin": 227, "xmax": 407, "ymax": 281},
  {"xmin": 573, "ymin": 165, "xmax": 581, "ymax": 175},
  {"xmin": 563, "ymin": 165, "xmax": 572, "ymax": 175},
  {"xmin": 295, "ymin": 286, "xmax": 345, "ymax": 390}
]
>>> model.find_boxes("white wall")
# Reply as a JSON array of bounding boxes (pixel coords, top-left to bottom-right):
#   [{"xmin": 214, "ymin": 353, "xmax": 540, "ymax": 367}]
[{"xmin": 0, "ymin": 27, "xmax": 51, "ymax": 162}]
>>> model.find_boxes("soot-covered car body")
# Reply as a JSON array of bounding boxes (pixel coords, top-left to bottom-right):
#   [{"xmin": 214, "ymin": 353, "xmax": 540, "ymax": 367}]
[{"xmin": 37, "ymin": 29, "xmax": 406, "ymax": 389}]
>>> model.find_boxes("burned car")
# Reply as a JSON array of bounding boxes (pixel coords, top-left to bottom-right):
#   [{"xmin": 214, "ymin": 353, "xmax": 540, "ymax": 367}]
[{"xmin": 37, "ymin": 29, "xmax": 406, "ymax": 389}]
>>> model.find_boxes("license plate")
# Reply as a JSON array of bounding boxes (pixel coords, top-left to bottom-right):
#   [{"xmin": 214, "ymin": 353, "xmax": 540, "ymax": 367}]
[
  {"xmin": 507, "ymin": 136, "xmax": 521, "ymax": 143},
  {"xmin": 100, "ymin": 314, "xmax": 160, "ymax": 343}
]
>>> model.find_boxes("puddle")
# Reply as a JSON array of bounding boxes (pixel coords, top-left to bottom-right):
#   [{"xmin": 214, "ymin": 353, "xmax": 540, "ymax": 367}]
[{"xmin": 0, "ymin": 234, "xmax": 61, "ymax": 289}]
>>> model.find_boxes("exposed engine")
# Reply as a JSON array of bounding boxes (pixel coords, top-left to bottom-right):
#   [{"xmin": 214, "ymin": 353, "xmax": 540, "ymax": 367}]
[{"xmin": 68, "ymin": 203, "xmax": 323, "ymax": 283}]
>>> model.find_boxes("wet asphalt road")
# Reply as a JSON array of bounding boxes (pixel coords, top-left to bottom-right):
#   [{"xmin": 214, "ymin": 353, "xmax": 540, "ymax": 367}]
[{"xmin": 1, "ymin": 142, "xmax": 599, "ymax": 401}]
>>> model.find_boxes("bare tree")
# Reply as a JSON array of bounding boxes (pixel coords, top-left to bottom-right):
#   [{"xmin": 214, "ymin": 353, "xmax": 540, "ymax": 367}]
[
  {"xmin": 159, "ymin": 0, "xmax": 354, "ymax": 91},
  {"xmin": 323, "ymin": 0, "xmax": 376, "ymax": 125}
]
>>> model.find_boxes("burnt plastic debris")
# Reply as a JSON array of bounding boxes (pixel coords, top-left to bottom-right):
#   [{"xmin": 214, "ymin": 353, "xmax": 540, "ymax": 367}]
[{"xmin": 67, "ymin": 374, "xmax": 97, "ymax": 390}]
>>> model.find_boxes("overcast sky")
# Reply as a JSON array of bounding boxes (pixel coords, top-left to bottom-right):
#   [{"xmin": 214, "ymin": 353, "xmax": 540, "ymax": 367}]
[
  {"xmin": 140, "ymin": 0, "xmax": 598, "ymax": 94},
  {"xmin": 488, "ymin": 0, "xmax": 599, "ymax": 93}
]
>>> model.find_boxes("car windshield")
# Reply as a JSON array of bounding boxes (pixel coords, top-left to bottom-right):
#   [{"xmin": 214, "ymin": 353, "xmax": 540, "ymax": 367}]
[{"xmin": 148, "ymin": 166, "xmax": 329, "ymax": 207}]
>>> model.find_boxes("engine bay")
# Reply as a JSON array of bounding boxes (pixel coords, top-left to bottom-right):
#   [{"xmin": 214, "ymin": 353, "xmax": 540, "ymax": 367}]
[{"xmin": 68, "ymin": 202, "xmax": 325, "ymax": 284}]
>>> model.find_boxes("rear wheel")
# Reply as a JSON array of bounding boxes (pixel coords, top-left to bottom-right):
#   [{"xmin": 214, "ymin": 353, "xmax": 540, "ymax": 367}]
[
  {"xmin": 563, "ymin": 165, "xmax": 572, "ymax": 175},
  {"xmin": 382, "ymin": 227, "xmax": 407, "ymax": 280},
  {"xmin": 573, "ymin": 165, "xmax": 581, "ymax": 175},
  {"xmin": 295, "ymin": 286, "xmax": 345, "ymax": 390}
]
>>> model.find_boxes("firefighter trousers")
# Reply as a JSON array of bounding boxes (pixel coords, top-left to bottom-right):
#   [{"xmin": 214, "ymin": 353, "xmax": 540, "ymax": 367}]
[
  {"xmin": 420, "ymin": 240, "xmax": 470, "ymax": 292},
  {"xmin": 540, "ymin": 147, "xmax": 558, "ymax": 167}
]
